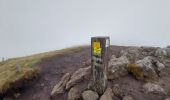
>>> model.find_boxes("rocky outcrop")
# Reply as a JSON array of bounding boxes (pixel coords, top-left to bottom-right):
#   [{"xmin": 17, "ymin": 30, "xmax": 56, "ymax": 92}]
[
  {"xmin": 155, "ymin": 48, "xmax": 170, "ymax": 58},
  {"xmin": 143, "ymin": 83, "xmax": 165, "ymax": 94},
  {"xmin": 128, "ymin": 56, "xmax": 158, "ymax": 80},
  {"xmin": 51, "ymin": 73, "xmax": 71, "ymax": 97},
  {"xmin": 82, "ymin": 90, "xmax": 99, "ymax": 100},
  {"xmin": 108, "ymin": 55, "xmax": 129, "ymax": 80},
  {"xmin": 100, "ymin": 88, "xmax": 113, "ymax": 100},
  {"xmin": 66, "ymin": 66, "xmax": 91, "ymax": 90},
  {"xmin": 120, "ymin": 47, "xmax": 142, "ymax": 63}
]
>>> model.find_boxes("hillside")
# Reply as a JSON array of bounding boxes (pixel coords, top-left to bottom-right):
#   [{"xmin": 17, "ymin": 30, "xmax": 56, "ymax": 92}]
[{"xmin": 1, "ymin": 45, "xmax": 170, "ymax": 100}]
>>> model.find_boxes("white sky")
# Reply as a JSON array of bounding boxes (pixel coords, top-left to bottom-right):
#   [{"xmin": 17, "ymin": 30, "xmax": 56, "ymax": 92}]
[{"xmin": 0, "ymin": 0, "xmax": 170, "ymax": 58}]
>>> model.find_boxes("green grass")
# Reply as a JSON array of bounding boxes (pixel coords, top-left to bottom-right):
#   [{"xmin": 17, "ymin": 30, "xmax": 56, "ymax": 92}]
[{"xmin": 0, "ymin": 46, "xmax": 88, "ymax": 94}]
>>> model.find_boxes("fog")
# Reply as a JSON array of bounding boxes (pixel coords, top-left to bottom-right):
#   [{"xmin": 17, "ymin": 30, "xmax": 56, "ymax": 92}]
[{"xmin": 0, "ymin": 0, "xmax": 170, "ymax": 58}]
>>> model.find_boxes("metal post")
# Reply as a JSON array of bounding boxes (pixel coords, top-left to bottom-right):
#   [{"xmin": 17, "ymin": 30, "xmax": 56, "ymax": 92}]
[{"xmin": 91, "ymin": 36, "xmax": 110, "ymax": 95}]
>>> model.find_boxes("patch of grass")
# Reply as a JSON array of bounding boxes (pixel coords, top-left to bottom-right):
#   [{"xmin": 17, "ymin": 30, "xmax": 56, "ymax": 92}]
[
  {"xmin": 0, "ymin": 46, "xmax": 88, "ymax": 94},
  {"xmin": 128, "ymin": 64, "xmax": 144, "ymax": 80}
]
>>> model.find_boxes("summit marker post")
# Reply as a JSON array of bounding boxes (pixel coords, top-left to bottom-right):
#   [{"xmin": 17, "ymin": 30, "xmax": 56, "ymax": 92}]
[{"xmin": 91, "ymin": 36, "xmax": 110, "ymax": 95}]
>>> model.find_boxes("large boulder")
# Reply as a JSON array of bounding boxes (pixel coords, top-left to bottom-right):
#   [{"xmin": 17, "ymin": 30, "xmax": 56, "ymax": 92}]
[
  {"xmin": 82, "ymin": 90, "xmax": 99, "ymax": 100},
  {"xmin": 51, "ymin": 73, "xmax": 71, "ymax": 97},
  {"xmin": 100, "ymin": 88, "xmax": 113, "ymax": 100},
  {"xmin": 66, "ymin": 66, "xmax": 91, "ymax": 90},
  {"xmin": 108, "ymin": 55, "xmax": 129, "ymax": 80},
  {"xmin": 128, "ymin": 56, "xmax": 158, "ymax": 81},
  {"xmin": 143, "ymin": 83, "xmax": 165, "ymax": 94}
]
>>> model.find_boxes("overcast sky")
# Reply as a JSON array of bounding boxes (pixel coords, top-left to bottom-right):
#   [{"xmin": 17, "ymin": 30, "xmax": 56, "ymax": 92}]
[{"xmin": 0, "ymin": 0, "xmax": 170, "ymax": 58}]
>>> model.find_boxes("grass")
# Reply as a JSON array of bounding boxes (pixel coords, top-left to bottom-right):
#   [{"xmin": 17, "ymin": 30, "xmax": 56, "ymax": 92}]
[{"xmin": 0, "ymin": 45, "xmax": 88, "ymax": 94}]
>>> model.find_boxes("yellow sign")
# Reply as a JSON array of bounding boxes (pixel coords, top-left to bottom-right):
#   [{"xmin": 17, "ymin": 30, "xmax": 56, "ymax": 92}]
[{"xmin": 93, "ymin": 41, "xmax": 102, "ymax": 55}]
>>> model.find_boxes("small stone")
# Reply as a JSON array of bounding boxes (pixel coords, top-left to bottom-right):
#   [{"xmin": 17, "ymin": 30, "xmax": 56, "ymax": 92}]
[
  {"xmin": 66, "ymin": 66, "xmax": 91, "ymax": 90},
  {"xmin": 40, "ymin": 83, "xmax": 45, "ymax": 87},
  {"xmin": 143, "ymin": 83, "xmax": 165, "ymax": 94},
  {"xmin": 82, "ymin": 90, "xmax": 99, "ymax": 100},
  {"xmin": 14, "ymin": 93, "xmax": 21, "ymax": 98},
  {"xmin": 112, "ymin": 84, "xmax": 123, "ymax": 97},
  {"xmin": 68, "ymin": 87, "xmax": 80, "ymax": 100},
  {"xmin": 100, "ymin": 88, "xmax": 113, "ymax": 100},
  {"xmin": 122, "ymin": 96, "xmax": 133, "ymax": 100}
]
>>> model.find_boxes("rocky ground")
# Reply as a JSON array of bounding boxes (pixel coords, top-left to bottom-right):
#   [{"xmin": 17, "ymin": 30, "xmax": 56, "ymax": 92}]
[{"xmin": 2, "ymin": 45, "xmax": 170, "ymax": 100}]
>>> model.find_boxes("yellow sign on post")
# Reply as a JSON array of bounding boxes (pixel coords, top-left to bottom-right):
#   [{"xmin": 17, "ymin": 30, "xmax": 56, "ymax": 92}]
[{"xmin": 93, "ymin": 41, "xmax": 102, "ymax": 55}]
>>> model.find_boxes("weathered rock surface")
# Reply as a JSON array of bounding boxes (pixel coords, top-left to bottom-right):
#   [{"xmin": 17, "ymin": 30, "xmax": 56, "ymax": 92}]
[
  {"xmin": 100, "ymin": 88, "xmax": 113, "ymax": 100},
  {"xmin": 112, "ymin": 84, "xmax": 124, "ymax": 97},
  {"xmin": 143, "ymin": 83, "xmax": 165, "ymax": 94},
  {"xmin": 68, "ymin": 87, "xmax": 80, "ymax": 100},
  {"xmin": 66, "ymin": 66, "xmax": 91, "ymax": 90},
  {"xmin": 108, "ymin": 55, "xmax": 129, "ymax": 79},
  {"xmin": 155, "ymin": 48, "xmax": 170, "ymax": 58},
  {"xmin": 120, "ymin": 47, "xmax": 142, "ymax": 63},
  {"xmin": 51, "ymin": 73, "xmax": 71, "ymax": 96},
  {"xmin": 82, "ymin": 90, "xmax": 99, "ymax": 100},
  {"xmin": 128, "ymin": 56, "xmax": 158, "ymax": 80},
  {"xmin": 122, "ymin": 96, "xmax": 133, "ymax": 100}
]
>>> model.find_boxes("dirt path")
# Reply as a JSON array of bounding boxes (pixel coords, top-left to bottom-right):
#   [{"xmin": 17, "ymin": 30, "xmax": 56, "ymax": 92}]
[{"xmin": 5, "ymin": 45, "xmax": 125, "ymax": 100}]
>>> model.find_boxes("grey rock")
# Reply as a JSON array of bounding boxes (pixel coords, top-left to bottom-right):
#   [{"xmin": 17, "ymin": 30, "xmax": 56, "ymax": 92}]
[
  {"xmin": 82, "ymin": 90, "xmax": 99, "ymax": 100},
  {"xmin": 66, "ymin": 66, "xmax": 91, "ymax": 90},
  {"xmin": 155, "ymin": 48, "xmax": 170, "ymax": 58},
  {"xmin": 120, "ymin": 47, "xmax": 142, "ymax": 63},
  {"xmin": 100, "ymin": 88, "xmax": 113, "ymax": 100},
  {"xmin": 155, "ymin": 61, "xmax": 166, "ymax": 76},
  {"xmin": 51, "ymin": 73, "xmax": 71, "ymax": 96},
  {"xmin": 122, "ymin": 96, "xmax": 133, "ymax": 100},
  {"xmin": 143, "ymin": 83, "xmax": 165, "ymax": 94},
  {"xmin": 112, "ymin": 84, "xmax": 123, "ymax": 97},
  {"xmin": 136, "ymin": 56, "xmax": 158, "ymax": 80},
  {"xmin": 108, "ymin": 55, "xmax": 129, "ymax": 79},
  {"xmin": 68, "ymin": 87, "xmax": 80, "ymax": 100}
]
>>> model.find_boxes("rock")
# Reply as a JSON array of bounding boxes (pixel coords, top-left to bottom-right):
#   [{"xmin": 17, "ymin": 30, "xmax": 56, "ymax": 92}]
[
  {"xmin": 112, "ymin": 84, "xmax": 123, "ymax": 97},
  {"xmin": 120, "ymin": 47, "xmax": 142, "ymax": 63},
  {"xmin": 143, "ymin": 83, "xmax": 165, "ymax": 94},
  {"xmin": 68, "ymin": 87, "xmax": 80, "ymax": 100},
  {"xmin": 155, "ymin": 61, "xmax": 166, "ymax": 76},
  {"xmin": 128, "ymin": 56, "xmax": 158, "ymax": 80},
  {"xmin": 66, "ymin": 66, "xmax": 91, "ymax": 90},
  {"xmin": 14, "ymin": 93, "xmax": 21, "ymax": 98},
  {"xmin": 82, "ymin": 90, "xmax": 99, "ymax": 100},
  {"xmin": 108, "ymin": 55, "xmax": 129, "ymax": 80},
  {"xmin": 155, "ymin": 48, "xmax": 170, "ymax": 58},
  {"xmin": 100, "ymin": 88, "xmax": 113, "ymax": 100},
  {"xmin": 51, "ymin": 73, "xmax": 71, "ymax": 96},
  {"xmin": 122, "ymin": 96, "xmax": 133, "ymax": 100},
  {"xmin": 165, "ymin": 98, "xmax": 170, "ymax": 100}
]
